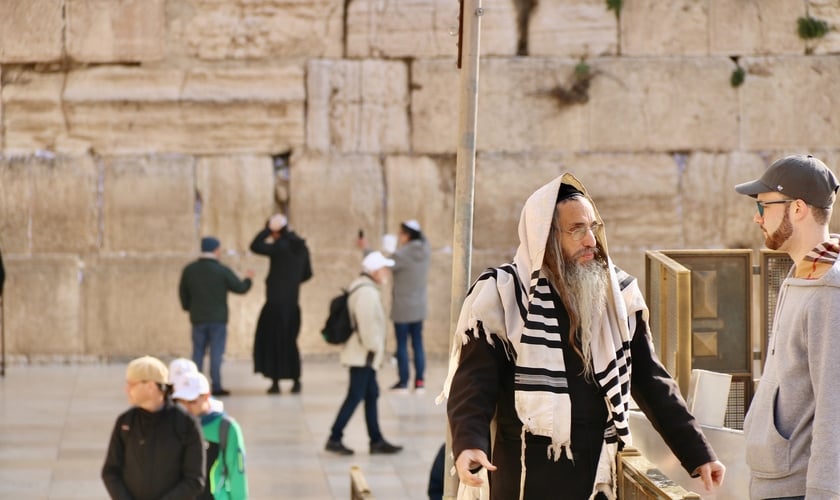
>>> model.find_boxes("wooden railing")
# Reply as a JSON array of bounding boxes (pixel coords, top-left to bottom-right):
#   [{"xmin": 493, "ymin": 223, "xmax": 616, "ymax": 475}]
[{"xmin": 618, "ymin": 447, "xmax": 701, "ymax": 499}]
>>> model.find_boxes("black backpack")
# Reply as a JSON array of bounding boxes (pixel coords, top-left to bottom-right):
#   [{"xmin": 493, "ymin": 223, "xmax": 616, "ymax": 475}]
[{"xmin": 321, "ymin": 283, "xmax": 370, "ymax": 345}]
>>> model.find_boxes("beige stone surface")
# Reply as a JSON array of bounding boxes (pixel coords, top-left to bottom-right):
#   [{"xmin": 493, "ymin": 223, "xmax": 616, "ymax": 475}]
[
  {"xmin": 290, "ymin": 153, "xmax": 385, "ymax": 251},
  {"xmin": 0, "ymin": 0, "xmax": 64, "ymax": 63},
  {"xmin": 0, "ymin": 158, "xmax": 33, "ymax": 254},
  {"xmin": 809, "ymin": 0, "xmax": 840, "ymax": 55},
  {"xmin": 422, "ymin": 252, "xmax": 455, "ymax": 353},
  {"xmin": 63, "ymin": 66, "xmax": 305, "ymax": 154},
  {"xmin": 30, "ymin": 155, "xmax": 99, "ymax": 253},
  {"xmin": 346, "ymin": 0, "xmax": 517, "ymax": 58},
  {"xmin": 411, "ymin": 58, "xmax": 586, "ymax": 154},
  {"xmin": 587, "ymin": 58, "xmax": 739, "ymax": 152},
  {"xmin": 2, "ymin": 71, "xmax": 66, "ymax": 154},
  {"xmin": 306, "ymin": 59, "xmax": 409, "ymax": 154},
  {"xmin": 384, "ymin": 155, "xmax": 455, "ymax": 248},
  {"xmin": 4, "ymin": 255, "xmax": 83, "ymax": 354},
  {"xmin": 83, "ymin": 256, "xmax": 193, "ymax": 357},
  {"xmin": 170, "ymin": 0, "xmax": 343, "ymax": 60},
  {"xmin": 709, "ymin": 0, "xmax": 804, "ymax": 55},
  {"xmin": 528, "ymin": 0, "xmax": 617, "ymax": 57},
  {"xmin": 195, "ymin": 155, "xmax": 276, "ymax": 253},
  {"xmin": 66, "ymin": 0, "xmax": 166, "ymax": 62},
  {"xmin": 101, "ymin": 155, "xmax": 196, "ymax": 253},
  {"xmin": 741, "ymin": 56, "xmax": 840, "ymax": 150},
  {"xmin": 621, "ymin": 0, "xmax": 709, "ymax": 56},
  {"xmin": 220, "ymin": 252, "xmax": 266, "ymax": 358}
]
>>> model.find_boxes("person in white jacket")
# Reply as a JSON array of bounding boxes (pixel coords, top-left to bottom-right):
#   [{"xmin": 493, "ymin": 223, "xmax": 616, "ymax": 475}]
[{"xmin": 325, "ymin": 251, "xmax": 404, "ymax": 456}]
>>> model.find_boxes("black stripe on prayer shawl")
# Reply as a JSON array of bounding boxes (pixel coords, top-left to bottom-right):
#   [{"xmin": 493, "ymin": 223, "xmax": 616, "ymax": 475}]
[{"xmin": 519, "ymin": 334, "xmax": 564, "ymax": 348}]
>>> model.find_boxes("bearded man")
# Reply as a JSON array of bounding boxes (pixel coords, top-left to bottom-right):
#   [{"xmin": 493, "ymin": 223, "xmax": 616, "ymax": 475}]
[{"xmin": 441, "ymin": 174, "xmax": 725, "ymax": 500}]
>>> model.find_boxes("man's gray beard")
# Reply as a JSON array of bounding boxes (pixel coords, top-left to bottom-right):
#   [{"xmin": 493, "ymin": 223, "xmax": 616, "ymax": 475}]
[{"xmin": 564, "ymin": 259, "xmax": 608, "ymax": 380}]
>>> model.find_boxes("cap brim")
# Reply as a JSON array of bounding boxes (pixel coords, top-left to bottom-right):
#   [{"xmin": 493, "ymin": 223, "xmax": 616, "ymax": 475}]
[
  {"xmin": 734, "ymin": 179, "xmax": 772, "ymax": 198},
  {"xmin": 172, "ymin": 389, "xmax": 199, "ymax": 400}
]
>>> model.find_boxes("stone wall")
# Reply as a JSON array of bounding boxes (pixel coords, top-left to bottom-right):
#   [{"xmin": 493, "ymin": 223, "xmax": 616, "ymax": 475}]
[{"xmin": 1, "ymin": 0, "xmax": 839, "ymax": 362}]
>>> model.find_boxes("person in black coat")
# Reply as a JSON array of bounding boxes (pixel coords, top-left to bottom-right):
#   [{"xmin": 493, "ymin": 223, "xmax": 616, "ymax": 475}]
[{"xmin": 250, "ymin": 214, "xmax": 313, "ymax": 394}]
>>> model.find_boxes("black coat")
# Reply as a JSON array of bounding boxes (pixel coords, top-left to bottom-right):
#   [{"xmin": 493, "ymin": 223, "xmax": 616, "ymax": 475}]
[
  {"xmin": 102, "ymin": 402, "xmax": 205, "ymax": 500},
  {"xmin": 250, "ymin": 227, "xmax": 313, "ymax": 380}
]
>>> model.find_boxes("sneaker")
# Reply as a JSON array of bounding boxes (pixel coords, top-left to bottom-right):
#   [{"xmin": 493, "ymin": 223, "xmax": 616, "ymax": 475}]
[
  {"xmin": 414, "ymin": 380, "xmax": 426, "ymax": 395},
  {"xmin": 325, "ymin": 439, "xmax": 354, "ymax": 455},
  {"xmin": 211, "ymin": 388, "xmax": 231, "ymax": 397},
  {"xmin": 370, "ymin": 439, "xmax": 403, "ymax": 455},
  {"xmin": 291, "ymin": 380, "xmax": 301, "ymax": 394},
  {"xmin": 389, "ymin": 382, "xmax": 409, "ymax": 395}
]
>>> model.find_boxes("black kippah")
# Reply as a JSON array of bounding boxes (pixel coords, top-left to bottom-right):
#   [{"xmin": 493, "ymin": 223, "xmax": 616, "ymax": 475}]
[{"xmin": 556, "ymin": 183, "xmax": 583, "ymax": 203}]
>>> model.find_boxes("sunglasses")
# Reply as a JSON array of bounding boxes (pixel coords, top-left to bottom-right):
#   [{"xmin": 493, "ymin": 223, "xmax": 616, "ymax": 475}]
[{"xmin": 756, "ymin": 199, "xmax": 793, "ymax": 217}]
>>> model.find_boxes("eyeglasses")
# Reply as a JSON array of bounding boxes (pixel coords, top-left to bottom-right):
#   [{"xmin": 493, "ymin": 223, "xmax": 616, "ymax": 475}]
[
  {"xmin": 756, "ymin": 199, "xmax": 793, "ymax": 217},
  {"xmin": 564, "ymin": 222, "xmax": 603, "ymax": 241}
]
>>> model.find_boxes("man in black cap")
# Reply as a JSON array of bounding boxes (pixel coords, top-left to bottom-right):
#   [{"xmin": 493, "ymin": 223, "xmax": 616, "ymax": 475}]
[
  {"xmin": 735, "ymin": 154, "xmax": 840, "ymax": 500},
  {"xmin": 179, "ymin": 236, "xmax": 254, "ymax": 396},
  {"xmin": 441, "ymin": 174, "xmax": 724, "ymax": 499}
]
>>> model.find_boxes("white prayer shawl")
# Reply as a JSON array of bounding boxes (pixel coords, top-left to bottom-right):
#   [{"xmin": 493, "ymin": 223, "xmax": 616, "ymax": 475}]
[{"xmin": 438, "ymin": 173, "xmax": 650, "ymax": 500}]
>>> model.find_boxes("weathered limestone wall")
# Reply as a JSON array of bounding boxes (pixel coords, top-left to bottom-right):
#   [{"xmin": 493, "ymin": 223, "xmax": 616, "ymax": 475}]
[{"xmin": 1, "ymin": 0, "xmax": 839, "ymax": 363}]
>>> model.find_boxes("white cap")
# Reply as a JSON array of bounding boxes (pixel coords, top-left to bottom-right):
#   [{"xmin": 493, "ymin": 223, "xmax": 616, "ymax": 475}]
[
  {"xmin": 168, "ymin": 358, "xmax": 198, "ymax": 385},
  {"xmin": 268, "ymin": 213, "xmax": 288, "ymax": 231},
  {"xmin": 362, "ymin": 251, "xmax": 395, "ymax": 273},
  {"xmin": 171, "ymin": 372, "xmax": 210, "ymax": 401},
  {"xmin": 402, "ymin": 219, "xmax": 421, "ymax": 232}
]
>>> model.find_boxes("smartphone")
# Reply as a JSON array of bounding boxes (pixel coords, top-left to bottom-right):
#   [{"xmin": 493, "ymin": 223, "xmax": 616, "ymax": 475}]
[{"xmin": 358, "ymin": 229, "xmax": 364, "ymax": 239}]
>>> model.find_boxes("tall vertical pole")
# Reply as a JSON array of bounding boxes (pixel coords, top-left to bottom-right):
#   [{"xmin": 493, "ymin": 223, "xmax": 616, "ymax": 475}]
[{"xmin": 445, "ymin": 0, "xmax": 482, "ymax": 498}]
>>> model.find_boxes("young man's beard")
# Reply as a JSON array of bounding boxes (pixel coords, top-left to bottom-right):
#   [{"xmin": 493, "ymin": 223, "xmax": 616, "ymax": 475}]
[
  {"xmin": 765, "ymin": 208, "xmax": 793, "ymax": 250},
  {"xmin": 563, "ymin": 253, "xmax": 608, "ymax": 381}
]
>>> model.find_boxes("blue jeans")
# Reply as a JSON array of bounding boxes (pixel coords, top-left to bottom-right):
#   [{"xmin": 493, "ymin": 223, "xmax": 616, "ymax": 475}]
[
  {"xmin": 191, "ymin": 322, "xmax": 227, "ymax": 391},
  {"xmin": 394, "ymin": 321, "xmax": 425, "ymax": 387},
  {"xmin": 329, "ymin": 366, "xmax": 382, "ymax": 443}
]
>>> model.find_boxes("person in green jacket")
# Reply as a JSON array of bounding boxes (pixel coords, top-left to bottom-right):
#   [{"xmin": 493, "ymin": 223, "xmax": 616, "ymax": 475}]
[
  {"xmin": 174, "ymin": 371, "xmax": 248, "ymax": 500},
  {"xmin": 179, "ymin": 236, "xmax": 254, "ymax": 396}
]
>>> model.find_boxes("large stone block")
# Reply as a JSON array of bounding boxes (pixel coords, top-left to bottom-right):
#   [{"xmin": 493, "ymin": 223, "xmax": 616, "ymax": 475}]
[
  {"xmin": 63, "ymin": 66, "xmax": 305, "ymax": 154},
  {"xmin": 307, "ymin": 60, "xmax": 409, "ymax": 154},
  {"xmin": 101, "ymin": 155, "xmax": 196, "ymax": 253},
  {"xmin": 587, "ymin": 58, "xmax": 739, "ymax": 152},
  {"xmin": 424, "ymin": 252, "xmax": 455, "ymax": 354},
  {"xmin": 472, "ymin": 152, "xmax": 564, "ymax": 251},
  {"xmin": 0, "ymin": 0, "xmax": 64, "ymax": 63},
  {"xmin": 564, "ymin": 153, "xmax": 684, "ymax": 249},
  {"xmin": 83, "ymin": 256, "xmax": 193, "ymax": 357},
  {"xmin": 741, "ymin": 56, "xmax": 840, "ymax": 150},
  {"xmin": 290, "ymin": 153, "xmax": 385, "ymax": 251},
  {"xmin": 346, "ymin": 0, "xmax": 517, "ymax": 58},
  {"xmin": 2, "ymin": 71, "xmax": 66, "ymax": 154},
  {"xmin": 411, "ymin": 58, "xmax": 586, "ymax": 154},
  {"xmin": 4, "ymin": 255, "xmax": 83, "ymax": 355},
  {"xmin": 66, "ymin": 0, "xmax": 166, "ymax": 62},
  {"xmin": 528, "ymin": 0, "xmax": 618, "ymax": 57},
  {"xmin": 681, "ymin": 151, "xmax": 767, "ymax": 249},
  {"xmin": 195, "ymin": 155, "xmax": 276, "ymax": 253},
  {"xmin": 384, "ymin": 155, "xmax": 455, "ymax": 249},
  {"xmin": 170, "ymin": 0, "xmax": 343, "ymax": 60},
  {"xmin": 0, "ymin": 159, "xmax": 32, "ymax": 254},
  {"xmin": 621, "ymin": 0, "xmax": 709, "ymax": 56},
  {"xmin": 709, "ymin": 0, "xmax": 804, "ymax": 55}
]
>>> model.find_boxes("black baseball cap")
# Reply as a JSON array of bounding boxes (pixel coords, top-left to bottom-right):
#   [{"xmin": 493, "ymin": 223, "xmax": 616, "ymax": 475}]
[{"xmin": 735, "ymin": 154, "xmax": 839, "ymax": 209}]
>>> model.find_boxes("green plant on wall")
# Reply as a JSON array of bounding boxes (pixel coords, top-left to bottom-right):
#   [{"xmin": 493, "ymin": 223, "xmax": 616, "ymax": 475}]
[
  {"xmin": 731, "ymin": 66, "xmax": 745, "ymax": 88},
  {"xmin": 606, "ymin": 0, "xmax": 622, "ymax": 18},
  {"xmin": 797, "ymin": 16, "xmax": 829, "ymax": 39}
]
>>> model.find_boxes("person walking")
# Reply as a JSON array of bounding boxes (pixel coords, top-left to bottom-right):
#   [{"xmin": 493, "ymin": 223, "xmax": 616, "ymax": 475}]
[
  {"xmin": 179, "ymin": 236, "xmax": 254, "ymax": 396},
  {"xmin": 173, "ymin": 371, "xmax": 249, "ymax": 500},
  {"xmin": 735, "ymin": 154, "xmax": 840, "ymax": 500},
  {"xmin": 441, "ymin": 174, "xmax": 724, "ymax": 499},
  {"xmin": 324, "ymin": 251, "xmax": 403, "ymax": 456},
  {"xmin": 102, "ymin": 355, "xmax": 205, "ymax": 499},
  {"xmin": 250, "ymin": 214, "xmax": 312, "ymax": 394}
]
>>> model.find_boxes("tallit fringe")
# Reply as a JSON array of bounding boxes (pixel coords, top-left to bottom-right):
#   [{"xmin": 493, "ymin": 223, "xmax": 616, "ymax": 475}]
[{"xmin": 518, "ymin": 426, "xmax": 527, "ymax": 500}]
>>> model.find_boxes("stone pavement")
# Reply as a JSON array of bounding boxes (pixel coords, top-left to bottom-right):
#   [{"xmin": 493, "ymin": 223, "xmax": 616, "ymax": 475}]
[{"xmin": 0, "ymin": 356, "xmax": 449, "ymax": 499}]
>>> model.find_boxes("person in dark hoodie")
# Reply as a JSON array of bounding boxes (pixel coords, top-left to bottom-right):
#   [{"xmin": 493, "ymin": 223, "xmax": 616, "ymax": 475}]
[
  {"xmin": 440, "ymin": 174, "xmax": 725, "ymax": 499},
  {"xmin": 250, "ymin": 214, "xmax": 312, "ymax": 395},
  {"xmin": 102, "ymin": 355, "xmax": 205, "ymax": 499}
]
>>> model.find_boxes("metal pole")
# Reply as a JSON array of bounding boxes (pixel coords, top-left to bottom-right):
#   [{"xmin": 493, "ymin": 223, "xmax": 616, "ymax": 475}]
[{"xmin": 444, "ymin": 0, "xmax": 482, "ymax": 498}]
